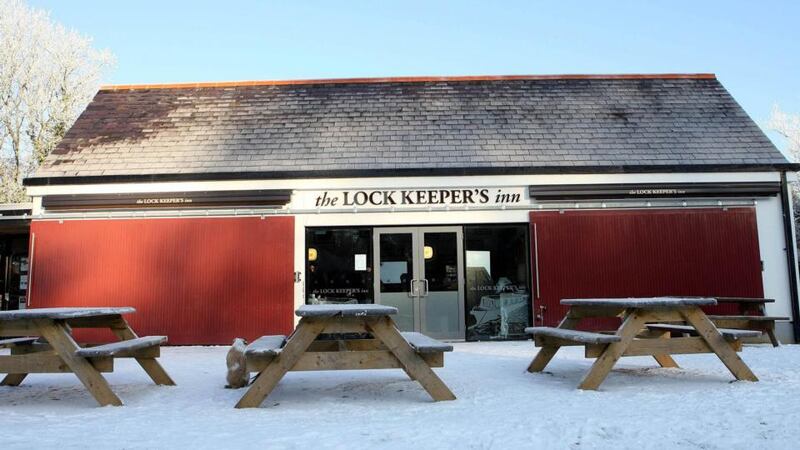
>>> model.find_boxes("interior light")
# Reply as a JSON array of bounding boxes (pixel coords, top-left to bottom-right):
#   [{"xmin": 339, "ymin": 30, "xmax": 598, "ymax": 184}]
[
  {"xmin": 424, "ymin": 246, "xmax": 434, "ymax": 259},
  {"xmin": 308, "ymin": 248, "xmax": 318, "ymax": 261}
]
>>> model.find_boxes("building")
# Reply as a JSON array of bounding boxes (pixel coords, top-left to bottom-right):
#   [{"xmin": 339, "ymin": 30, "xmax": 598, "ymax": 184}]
[
  {"xmin": 22, "ymin": 74, "xmax": 800, "ymax": 344},
  {"xmin": 0, "ymin": 203, "xmax": 31, "ymax": 312}
]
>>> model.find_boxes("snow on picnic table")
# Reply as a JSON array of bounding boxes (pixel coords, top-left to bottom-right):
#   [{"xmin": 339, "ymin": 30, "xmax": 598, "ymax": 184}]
[{"xmin": 2, "ymin": 342, "xmax": 800, "ymax": 449}]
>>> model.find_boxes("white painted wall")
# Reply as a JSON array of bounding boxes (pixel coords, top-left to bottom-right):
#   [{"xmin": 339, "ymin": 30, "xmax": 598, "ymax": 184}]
[{"xmin": 756, "ymin": 196, "xmax": 795, "ymax": 319}]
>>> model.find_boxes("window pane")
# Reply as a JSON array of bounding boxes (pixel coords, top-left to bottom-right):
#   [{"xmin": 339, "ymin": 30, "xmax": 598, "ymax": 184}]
[
  {"xmin": 378, "ymin": 233, "xmax": 413, "ymax": 293},
  {"xmin": 423, "ymin": 232, "xmax": 459, "ymax": 292},
  {"xmin": 306, "ymin": 228, "xmax": 373, "ymax": 304},
  {"xmin": 465, "ymin": 225, "xmax": 531, "ymax": 341}
]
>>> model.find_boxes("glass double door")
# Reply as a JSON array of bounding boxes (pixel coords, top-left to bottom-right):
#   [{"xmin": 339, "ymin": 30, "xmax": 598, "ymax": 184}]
[{"xmin": 373, "ymin": 227, "xmax": 464, "ymax": 340}]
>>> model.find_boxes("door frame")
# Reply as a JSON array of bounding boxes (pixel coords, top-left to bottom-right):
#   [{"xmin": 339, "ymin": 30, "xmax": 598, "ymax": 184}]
[
  {"xmin": 373, "ymin": 227, "xmax": 422, "ymax": 331},
  {"xmin": 417, "ymin": 226, "xmax": 465, "ymax": 339},
  {"xmin": 373, "ymin": 226, "xmax": 466, "ymax": 339}
]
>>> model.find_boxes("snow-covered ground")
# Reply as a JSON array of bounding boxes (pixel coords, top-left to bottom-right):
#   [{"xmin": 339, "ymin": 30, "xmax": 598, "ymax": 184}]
[{"xmin": 2, "ymin": 342, "xmax": 799, "ymax": 449}]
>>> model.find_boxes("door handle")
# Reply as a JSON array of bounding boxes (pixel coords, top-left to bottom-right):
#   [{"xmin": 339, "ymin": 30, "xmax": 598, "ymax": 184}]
[
  {"xmin": 535, "ymin": 305, "xmax": 547, "ymax": 324},
  {"xmin": 408, "ymin": 279, "xmax": 419, "ymax": 297},
  {"xmin": 421, "ymin": 279, "xmax": 429, "ymax": 297}
]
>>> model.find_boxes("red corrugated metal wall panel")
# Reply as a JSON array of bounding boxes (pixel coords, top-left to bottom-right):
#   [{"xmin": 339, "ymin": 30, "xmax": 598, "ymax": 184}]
[
  {"xmin": 29, "ymin": 216, "xmax": 294, "ymax": 344},
  {"xmin": 530, "ymin": 208, "xmax": 763, "ymax": 329}
]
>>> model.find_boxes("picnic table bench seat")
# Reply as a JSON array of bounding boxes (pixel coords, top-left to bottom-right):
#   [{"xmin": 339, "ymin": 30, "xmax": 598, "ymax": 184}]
[
  {"xmin": 400, "ymin": 332, "xmax": 454, "ymax": 353},
  {"xmin": 646, "ymin": 324, "xmax": 762, "ymax": 340},
  {"xmin": 244, "ymin": 335, "xmax": 286, "ymax": 358},
  {"xmin": 243, "ymin": 332, "xmax": 451, "ymax": 358},
  {"xmin": 715, "ymin": 297, "xmax": 775, "ymax": 304},
  {"xmin": 706, "ymin": 315, "xmax": 790, "ymax": 321},
  {"xmin": 74, "ymin": 336, "xmax": 167, "ymax": 357},
  {"xmin": 561, "ymin": 297, "xmax": 717, "ymax": 308},
  {"xmin": 0, "ymin": 337, "xmax": 39, "ymax": 348},
  {"xmin": 707, "ymin": 297, "xmax": 785, "ymax": 346},
  {"xmin": 525, "ymin": 326, "xmax": 622, "ymax": 344}
]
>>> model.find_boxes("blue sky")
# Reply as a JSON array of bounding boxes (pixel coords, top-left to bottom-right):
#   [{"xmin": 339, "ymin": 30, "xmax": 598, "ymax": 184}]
[{"xmin": 29, "ymin": 0, "xmax": 800, "ymax": 150}]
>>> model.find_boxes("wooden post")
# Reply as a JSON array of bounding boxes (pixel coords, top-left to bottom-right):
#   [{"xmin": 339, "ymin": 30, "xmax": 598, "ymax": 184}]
[
  {"xmin": 680, "ymin": 307, "xmax": 758, "ymax": 382},
  {"xmin": 235, "ymin": 317, "xmax": 330, "ymax": 408},
  {"xmin": 1, "ymin": 343, "xmax": 31, "ymax": 386},
  {"xmin": 527, "ymin": 346, "xmax": 560, "ymax": 373},
  {"xmin": 526, "ymin": 314, "xmax": 580, "ymax": 373},
  {"xmin": 366, "ymin": 317, "xmax": 456, "ymax": 401},
  {"xmin": 109, "ymin": 316, "xmax": 175, "ymax": 386},
  {"xmin": 651, "ymin": 331, "xmax": 680, "ymax": 369},
  {"xmin": 0, "ymin": 373, "xmax": 27, "ymax": 386},
  {"xmin": 766, "ymin": 328, "xmax": 781, "ymax": 347},
  {"xmin": 757, "ymin": 301, "xmax": 781, "ymax": 347},
  {"xmin": 652, "ymin": 354, "xmax": 680, "ymax": 368},
  {"xmin": 578, "ymin": 311, "xmax": 647, "ymax": 390},
  {"xmin": 34, "ymin": 319, "xmax": 123, "ymax": 407}
]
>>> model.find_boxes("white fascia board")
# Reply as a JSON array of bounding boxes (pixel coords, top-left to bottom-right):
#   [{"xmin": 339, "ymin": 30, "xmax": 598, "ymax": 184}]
[{"xmin": 26, "ymin": 171, "xmax": 782, "ymax": 197}]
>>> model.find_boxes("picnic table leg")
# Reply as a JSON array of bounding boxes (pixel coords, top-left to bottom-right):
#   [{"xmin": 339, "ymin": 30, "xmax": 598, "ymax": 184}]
[
  {"xmin": 34, "ymin": 319, "xmax": 123, "ymax": 406},
  {"xmin": 366, "ymin": 317, "xmax": 456, "ymax": 402},
  {"xmin": 755, "ymin": 303, "xmax": 781, "ymax": 347},
  {"xmin": 1, "ymin": 373, "xmax": 27, "ymax": 386},
  {"xmin": 109, "ymin": 317, "xmax": 175, "ymax": 386},
  {"xmin": 578, "ymin": 311, "xmax": 648, "ymax": 390},
  {"xmin": 527, "ymin": 346, "xmax": 559, "ymax": 373},
  {"xmin": 235, "ymin": 317, "xmax": 329, "ymax": 408},
  {"xmin": 766, "ymin": 328, "xmax": 781, "ymax": 347},
  {"xmin": 653, "ymin": 354, "xmax": 680, "ymax": 369},
  {"xmin": 650, "ymin": 331, "xmax": 680, "ymax": 369},
  {"xmin": 1, "ymin": 343, "xmax": 48, "ymax": 386},
  {"xmin": 680, "ymin": 307, "xmax": 758, "ymax": 382},
  {"xmin": 527, "ymin": 315, "xmax": 579, "ymax": 373}
]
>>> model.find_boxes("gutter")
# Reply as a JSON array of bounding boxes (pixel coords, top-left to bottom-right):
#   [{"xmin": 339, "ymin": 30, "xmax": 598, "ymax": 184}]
[{"xmin": 780, "ymin": 172, "xmax": 800, "ymax": 342}]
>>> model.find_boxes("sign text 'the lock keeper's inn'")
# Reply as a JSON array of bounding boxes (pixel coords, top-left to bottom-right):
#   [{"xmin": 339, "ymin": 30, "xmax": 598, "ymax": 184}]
[{"xmin": 296, "ymin": 187, "xmax": 528, "ymax": 210}]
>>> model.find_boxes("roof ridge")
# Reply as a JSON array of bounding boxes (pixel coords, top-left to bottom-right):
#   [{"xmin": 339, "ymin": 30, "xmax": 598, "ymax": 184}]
[{"xmin": 100, "ymin": 73, "xmax": 717, "ymax": 91}]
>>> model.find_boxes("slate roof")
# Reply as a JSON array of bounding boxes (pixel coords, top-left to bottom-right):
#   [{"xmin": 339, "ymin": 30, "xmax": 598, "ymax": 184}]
[{"xmin": 26, "ymin": 74, "xmax": 793, "ymax": 185}]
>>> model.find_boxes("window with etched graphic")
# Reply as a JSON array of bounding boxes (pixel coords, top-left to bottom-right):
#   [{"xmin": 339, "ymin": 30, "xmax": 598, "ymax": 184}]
[
  {"xmin": 306, "ymin": 228, "xmax": 373, "ymax": 304},
  {"xmin": 465, "ymin": 225, "xmax": 531, "ymax": 341}
]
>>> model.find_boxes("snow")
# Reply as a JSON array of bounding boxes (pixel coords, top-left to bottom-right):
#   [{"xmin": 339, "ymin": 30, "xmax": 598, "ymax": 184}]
[
  {"xmin": 561, "ymin": 297, "xmax": 717, "ymax": 307},
  {"xmin": 2, "ymin": 342, "xmax": 800, "ymax": 449},
  {"xmin": 73, "ymin": 336, "xmax": 167, "ymax": 357},
  {"xmin": 525, "ymin": 326, "xmax": 622, "ymax": 343},
  {"xmin": 0, "ymin": 307, "xmax": 135, "ymax": 320},
  {"xmin": 400, "ymin": 332, "xmax": 453, "ymax": 352},
  {"xmin": 296, "ymin": 304, "xmax": 399, "ymax": 317}
]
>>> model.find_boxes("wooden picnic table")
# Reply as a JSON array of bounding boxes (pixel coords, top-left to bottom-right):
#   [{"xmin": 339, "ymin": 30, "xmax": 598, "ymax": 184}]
[
  {"xmin": 708, "ymin": 297, "xmax": 788, "ymax": 346},
  {"xmin": 526, "ymin": 297, "xmax": 759, "ymax": 390},
  {"xmin": 235, "ymin": 304, "xmax": 456, "ymax": 408},
  {"xmin": 0, "ymin": 307, "xmax": 175, "ymax": 406}
]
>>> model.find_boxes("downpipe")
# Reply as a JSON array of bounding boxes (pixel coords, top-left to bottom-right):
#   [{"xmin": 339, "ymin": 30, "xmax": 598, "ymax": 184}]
[{"xmin": 779, "ymin": 172, "xmax": 800, "ymax": 342}]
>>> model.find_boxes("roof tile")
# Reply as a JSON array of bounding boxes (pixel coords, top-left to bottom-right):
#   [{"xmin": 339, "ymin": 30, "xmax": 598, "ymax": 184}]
[{"xmin": 32, "ymin": 77, "xmax": 789, "ymax": 181}]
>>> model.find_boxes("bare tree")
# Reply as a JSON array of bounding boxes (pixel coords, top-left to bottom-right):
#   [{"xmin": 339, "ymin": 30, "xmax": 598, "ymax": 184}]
[
  {"xmin": 767, "ymin": 105, "xmax": 800, "ymax": 232},
  {"xmin": 0, "ymin": 0, "xmax": 114, "ymax": 202},
  {"xmin": 767, "ymin": 106, "xmax": 800, "ymax": 160}
]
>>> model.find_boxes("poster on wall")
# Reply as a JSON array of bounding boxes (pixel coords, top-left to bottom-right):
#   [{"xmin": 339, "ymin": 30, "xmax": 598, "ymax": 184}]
[{"xmin": 354, "ymin": 254, "xmax": 367, "ymax": 271}]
